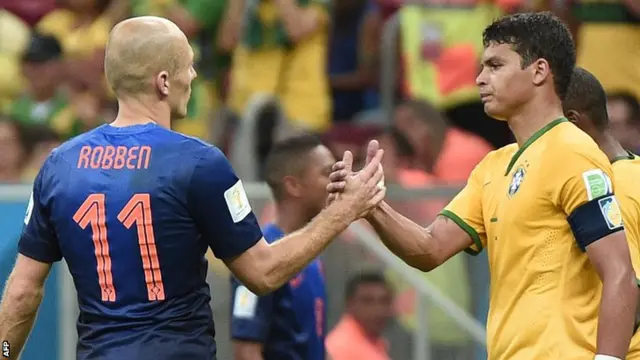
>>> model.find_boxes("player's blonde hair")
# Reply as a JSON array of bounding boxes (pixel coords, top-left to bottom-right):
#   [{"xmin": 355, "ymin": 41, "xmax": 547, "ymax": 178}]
[{"xmin": 104, "ymin": 17, "xmax": 188, "ymax": 96}]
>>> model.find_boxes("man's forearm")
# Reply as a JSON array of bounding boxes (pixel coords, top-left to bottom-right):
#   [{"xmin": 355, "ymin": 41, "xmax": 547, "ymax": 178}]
[
  {"xmin": 366, "ymin": 201, "xmax": 441, "ymax": 271},
  {"xmin": 0, "ymin": 283, "xmax": 45, "ymax": 359},
  {"xmin": 263, "ymin": 202, "xmax": 352, "ymax": 291},
  {"xmin": 597, "ymin": 273, "xmax": 637, "ymax": 358},
  {"xmin": 233, "ymin": 341, "xmax": 265, "ymax": 360},
  {"xmin": 218, "ymin": 0, "xmax": 245, "ymax": 51}
]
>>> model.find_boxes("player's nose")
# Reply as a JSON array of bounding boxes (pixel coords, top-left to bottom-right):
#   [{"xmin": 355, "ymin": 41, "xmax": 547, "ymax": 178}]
[{"xmin": 476, "ymin": 68, "xmax": 488, "ymax": 86}]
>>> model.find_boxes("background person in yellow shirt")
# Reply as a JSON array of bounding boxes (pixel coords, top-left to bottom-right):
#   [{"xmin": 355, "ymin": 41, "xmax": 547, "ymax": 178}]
[
  {"xmin": 562, "ymin": 66, "xmax": 640, "ymax": 359},
  {"xmin": 226, "ymin": 0, "xmax": 331, "ymax": 133},
  {"xmin": 36, "ymin": 0, "xmax": 128, "ymax": 99},
  {"xmin": 572, "ymin": 0, "xmax": 640, "ymax": 101}
]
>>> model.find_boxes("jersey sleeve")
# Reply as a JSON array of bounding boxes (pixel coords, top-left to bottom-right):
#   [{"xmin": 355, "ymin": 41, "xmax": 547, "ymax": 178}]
[
  {"xmin": 553, "ymin": 148, "xmax": 624, "ymax": 251},
  {"xmin": 18, "ymin": 157, "xmax": 62, "ymax": 263},
  {"xmin": 187, "ymin": 146, "xmax": 263, "ymax": 259},
  {"xmin": 230, "ymin": 276, "xmax": 274, "ymax": 342},
  {"xmin": 439, "ymin": 160, "xmax": 488, "ymax": 255}
]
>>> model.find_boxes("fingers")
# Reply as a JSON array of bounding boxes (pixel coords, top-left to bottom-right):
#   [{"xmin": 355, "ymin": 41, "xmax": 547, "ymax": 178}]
[
  {"xmin": 332, "ymin": 161, "xmax": 346, "ymax": 172},
  {"xmin": 329, "ymin": 169, "xmax": 349, "ymax": 182},
  {"xmin": 368, "ymin": 186, "xmax": 386, "ymax": 208},
  {"xmin": 368, "ymin": 163, "xmax": 385, "ymax": 189},
  {"xmin": 342, "ymin": 150, "xmax": 354, "ymax": 174},
  {"xmin": 365, "ymin": 140, "xmax": 379, "ymax": 166},
  {"xmin": 359, "ymin": 149, "xmax": 384, "ymax": 181},
  {"xmin": 326, "ymin": 181, "xmax": 346, "ymax": 194}
]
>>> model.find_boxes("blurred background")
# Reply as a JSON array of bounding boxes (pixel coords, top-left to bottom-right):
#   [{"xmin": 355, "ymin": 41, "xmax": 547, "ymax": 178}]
[{"xmin": 0, "ymin": 0, "xmax": 638, "ymax": 359}]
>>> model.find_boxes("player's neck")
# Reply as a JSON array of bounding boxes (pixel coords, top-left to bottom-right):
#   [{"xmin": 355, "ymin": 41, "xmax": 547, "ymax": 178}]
[
  {"xmin": 596, "ymin": 131, "xmax": 628, "ymax": 162},
  {"xmin": 508, "ymin": 96, "xmax": 564, "ymax": 146},
  {"xmin": 112, "ymin": 96, "xmax": 170, "ymax": 128},
  {"xmin": 274, "ymin": 202, "xmax": 309, "ymax": 235}
]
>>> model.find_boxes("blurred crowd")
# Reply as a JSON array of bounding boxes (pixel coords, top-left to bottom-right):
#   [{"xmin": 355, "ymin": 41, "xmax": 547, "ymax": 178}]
[
  {"xmin": 1, "ymin": 0, "xmax": 639, "ymax": 183},
  {"xmin": 0, "ymin": 0, "xmax": 639, "ymax": 358}
]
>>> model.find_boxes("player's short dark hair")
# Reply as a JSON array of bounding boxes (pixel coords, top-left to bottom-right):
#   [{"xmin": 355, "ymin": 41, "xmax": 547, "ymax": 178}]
[
  {"xmin": 482, "ymin": 12, "xmax": 576, "ymax": 100},
  {"xmin": 264, "ymin": 134, "xmax": 323, "ymax": 201},
  {"xmin": 607, "ymin": 91, "xmax": 640, "ymax": 126},
  {"xmin": 563, "ymin": 67, "xmax": 609, "ymax": 130},
  {"xmin": 345, "ymin": 271, "xmax": 390, "ymax": 299}
]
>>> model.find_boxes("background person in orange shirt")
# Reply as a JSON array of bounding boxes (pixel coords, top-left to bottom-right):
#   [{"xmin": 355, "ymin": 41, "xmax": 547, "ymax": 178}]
[
  {"xmin": 392, "ymin": 99, "xmax": 493, "ymax": 183},
  {"xmin": 326, "ymin": 271, "xmax": 394, "ymax": 360}
]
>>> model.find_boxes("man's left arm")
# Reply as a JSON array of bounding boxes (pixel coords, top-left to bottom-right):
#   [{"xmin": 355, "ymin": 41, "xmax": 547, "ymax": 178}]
[
  {"xmin": 0, "ymin": 159, "xmax": 61, "ymax": 359},
  {"xmin": 557, "ymin": 155, "xmax": 637, "ymax": 359}
]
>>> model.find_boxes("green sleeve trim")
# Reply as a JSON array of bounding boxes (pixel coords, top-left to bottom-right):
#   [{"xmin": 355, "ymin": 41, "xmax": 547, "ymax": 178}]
[
  {"xmin": 636, "ymin": 278, "xmax": 640, "ymax": 287},
  {"xmin": 439, "ymin": 210, "xmax": 483, "ymax": 256}
]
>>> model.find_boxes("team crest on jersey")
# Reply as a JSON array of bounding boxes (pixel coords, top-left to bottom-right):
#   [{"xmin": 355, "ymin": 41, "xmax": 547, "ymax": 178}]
[
  {"xmin": 508, "ymin": 166, "xmax": 526, "ymax": 197},
  {"xmin": 598, "ymin": 195, "xmax": 623, "ymax": 230}
]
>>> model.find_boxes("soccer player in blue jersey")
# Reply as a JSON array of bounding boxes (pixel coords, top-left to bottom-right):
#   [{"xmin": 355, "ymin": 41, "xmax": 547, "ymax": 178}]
[
  {"xmin": 0, "ymin": 16, "xmax": 386, "ymax": 360},
  {"xmin": 230, "ymin": 134, "xmax": 333, "ymax": 360}
]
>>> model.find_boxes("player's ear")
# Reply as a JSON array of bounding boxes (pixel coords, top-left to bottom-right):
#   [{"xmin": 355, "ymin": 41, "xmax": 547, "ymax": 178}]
[
  {"xmin": 531, "ymin": 58, "xmax": 550, "ymax": 87},
  {"xmin": 565, "ymin": 110, "xmax": 580, "ymax": 124},
  {"xmin": 156, "ymin": 71, "xmax": 170, "ymax": 97},
  {"xmin": 282, "ymin": 175, "xmax": 303, "ymax": 198}
]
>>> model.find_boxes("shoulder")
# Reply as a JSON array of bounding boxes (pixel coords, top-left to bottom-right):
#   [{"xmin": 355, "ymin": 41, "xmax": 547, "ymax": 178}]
[
  {"xmin": 613, "ymin": 157, "xmax": 640, "ymax": 197},
  {"xmin": 471, "ymin": 143, "xmax": 517, "ymax": 176},
  {"xmin": 159, "ymin": 128, "xmax": 221, "ymax": 156},
  {"xmin": 548, "ymin": 122, "xmax": 607, "ymax": 160},
  {"xmin": 539, "ymin": 124, "xmax": 611, "ymax": 174}
]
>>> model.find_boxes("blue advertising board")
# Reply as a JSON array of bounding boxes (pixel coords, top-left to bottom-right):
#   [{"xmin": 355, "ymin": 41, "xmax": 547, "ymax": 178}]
[{"xmin": 0, "ymin": 198, "xmax": 60, "ymax": 360}]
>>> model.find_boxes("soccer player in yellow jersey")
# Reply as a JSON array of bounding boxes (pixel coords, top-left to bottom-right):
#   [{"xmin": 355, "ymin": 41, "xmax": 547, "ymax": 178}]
[
  {"xmin": 562, "ymin": 66, "xmax": 640, "ymax": 360},
  {"xmin": 327, "ymin": 13, "xmax": 638, "ymax": 360}
]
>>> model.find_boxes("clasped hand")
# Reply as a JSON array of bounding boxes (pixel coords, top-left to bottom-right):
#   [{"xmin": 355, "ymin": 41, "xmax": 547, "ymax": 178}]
[{"xmin": 326, "ymin": 140, "xmax": 386, "ymax": 218}]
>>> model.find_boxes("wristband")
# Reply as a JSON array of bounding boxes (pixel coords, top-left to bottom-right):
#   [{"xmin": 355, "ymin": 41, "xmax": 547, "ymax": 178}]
[{"xmin": 594, "ymin": 355, "xmax": 621, "ymax": 360}]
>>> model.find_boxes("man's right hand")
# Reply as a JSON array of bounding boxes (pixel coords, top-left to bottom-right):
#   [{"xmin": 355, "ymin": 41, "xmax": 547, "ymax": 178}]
[
  {"xmin": 326, "ymin": 140, "xmax": 382, "ymax": 204},
  {"xmin": 330, "ymin": 147, "xmax": 386, "ymax": 220}
]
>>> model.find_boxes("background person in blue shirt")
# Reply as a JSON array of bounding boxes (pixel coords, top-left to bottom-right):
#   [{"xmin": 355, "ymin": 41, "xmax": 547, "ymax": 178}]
[{"xmin": 230, "ymin": 134, "xmax": 335, "ymax": 360}]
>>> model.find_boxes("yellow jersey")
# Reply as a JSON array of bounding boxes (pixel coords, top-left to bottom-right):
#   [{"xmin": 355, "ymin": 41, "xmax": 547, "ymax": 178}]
[
  {"xmin": 611, "ymin": 152, "xmax": 640, "ymax": 360},
  {"xmin": 441, "ymin": 118, "xmax": 624, "ymax": 360}
]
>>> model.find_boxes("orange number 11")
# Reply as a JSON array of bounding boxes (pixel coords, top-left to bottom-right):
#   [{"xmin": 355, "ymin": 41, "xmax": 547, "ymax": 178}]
[{"xmin": 73, "ymin": 193, "xmax": 165, "ymax": 302}]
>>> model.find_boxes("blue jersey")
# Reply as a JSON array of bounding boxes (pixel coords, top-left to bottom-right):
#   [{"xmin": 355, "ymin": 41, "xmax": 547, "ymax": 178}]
[
  {"xmin": 18, "ymin": 123, "xmax": 263, "ymax": 360},
  {"xmin": 230, "ymin": 223, "xmax": 327, "ymax": 360}
]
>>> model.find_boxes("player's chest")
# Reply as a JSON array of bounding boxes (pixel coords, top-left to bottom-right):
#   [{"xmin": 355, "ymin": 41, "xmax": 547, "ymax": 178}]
[{"xmin": 480, "ymin": 159, "xmax": 551, "ymax": 231}]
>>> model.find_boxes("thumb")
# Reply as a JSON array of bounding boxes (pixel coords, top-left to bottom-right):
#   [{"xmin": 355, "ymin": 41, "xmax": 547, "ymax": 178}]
[
  {"xmin": 342, "ymin": 150, "xmax": 354, "ymax": 173},
  {"xmin": 365, "ymin": 140, "xmax": 379, "ymax": 166}
]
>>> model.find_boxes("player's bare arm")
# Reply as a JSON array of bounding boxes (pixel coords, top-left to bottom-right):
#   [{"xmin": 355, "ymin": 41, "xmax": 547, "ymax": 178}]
[
  {"xmin": 0, "ymin": 255, "xmax": 52, "ymax": 359},
  {"xmin": 233, "ymin": 341, "xmax": 264, "ymax": 360},
  {"xmin": 224, "ymin": 149, "xmax": 386, "ymax": 295},
  {"xmin": 366, "ymin": 205, "xmax": 473, "ymax": 271},
  {"xmin": 587, "ymin": 231, "xmax": 638, "ymax": 358}
]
